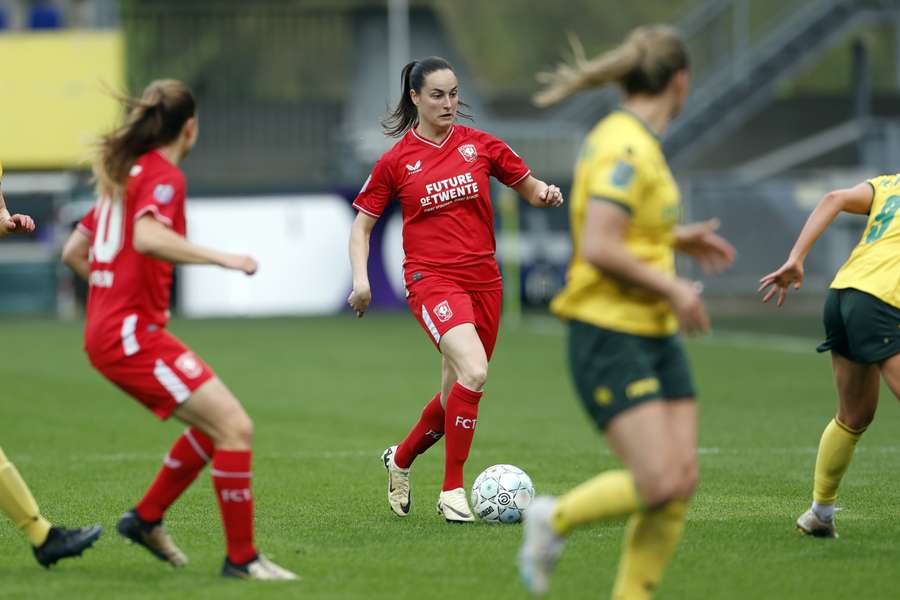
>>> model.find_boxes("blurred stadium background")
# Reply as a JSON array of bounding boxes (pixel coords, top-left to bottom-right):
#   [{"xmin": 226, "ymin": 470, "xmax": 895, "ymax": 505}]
[
  {"xmin": 3, "ymin": 0, "xmax": 900, "ymax": 326},
  {"xmin": 7, "ymin": 3, "xmax": 900, "ymax": 598}
]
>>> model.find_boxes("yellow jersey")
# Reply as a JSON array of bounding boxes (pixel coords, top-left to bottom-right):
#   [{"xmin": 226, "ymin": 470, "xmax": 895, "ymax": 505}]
[
  {"xmin": 831, "ymin": 174, "xmax": 900, "ymax": 307},
  {"xmin": 550, "ymin": 109, "xmax": 681, "ymax": 337}
]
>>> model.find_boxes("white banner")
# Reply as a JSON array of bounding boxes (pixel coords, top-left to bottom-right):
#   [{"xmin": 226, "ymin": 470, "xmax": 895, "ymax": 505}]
[{"xmin": 180, "ymin": 195, "xmax": 354, "ymax": 316}]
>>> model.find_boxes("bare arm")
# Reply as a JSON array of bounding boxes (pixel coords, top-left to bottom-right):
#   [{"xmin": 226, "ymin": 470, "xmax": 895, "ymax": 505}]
[
  {"xmin": 759, "ymin": 182, "xmax": 873, "ymax": 306},
  {"xmin": 786, "ymin": 183, "xmax": 872, "ymax": 263},
  {"xmin": 61, "ymin": 228, "xmax": 91, "ymax": 280},
  {"xmin": 133, "ymin": 215, "xmax": 257, "ymax": 274},
  {"xmin": 582, "ymin": 199, "xmax": 709, "ymax": 334},
  {"xmin": 347, "ymin": 211, "xmax": 377, "ymax": 317},
  {"xmin": 512, "ymin": 175, "xmax": 563, "ymax": 208}
]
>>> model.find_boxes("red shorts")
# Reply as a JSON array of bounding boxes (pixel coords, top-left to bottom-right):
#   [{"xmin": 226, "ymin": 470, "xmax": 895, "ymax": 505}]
[
  {"xmin": 89, "ymin": 330, "xmax": 215, "ymax": 420},
  {"xmin": 406, "ymin": 275, "xmax": 503, "ymax": 359}
]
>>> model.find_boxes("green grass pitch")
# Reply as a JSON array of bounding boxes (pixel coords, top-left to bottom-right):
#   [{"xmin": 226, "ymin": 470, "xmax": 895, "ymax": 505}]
[{"xmin": 2, "ymin": 313, "xmax": 900, "ymax": 599}]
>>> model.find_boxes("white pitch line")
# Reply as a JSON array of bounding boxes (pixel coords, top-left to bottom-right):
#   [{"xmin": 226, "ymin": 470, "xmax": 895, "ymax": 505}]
[
  {"xmin": 696, "ymin": 331, "xmax": 819, "ymax": 354},
  {"xmin": 11, "ymin": 446, "xmax": 900, "ymax": 465},
  {"xmin": 522, "ymin": 317, "xmax": 820, "ymax": 355}
]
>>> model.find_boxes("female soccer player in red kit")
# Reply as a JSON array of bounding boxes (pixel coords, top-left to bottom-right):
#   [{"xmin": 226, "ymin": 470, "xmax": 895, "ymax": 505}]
[
  {"xmin": 61, "ymin": 79, "xmax": 297, "ymax": 580},
  {"xmin": 348, "ymin": 57, "xmax": 564, "ymax": 522}
]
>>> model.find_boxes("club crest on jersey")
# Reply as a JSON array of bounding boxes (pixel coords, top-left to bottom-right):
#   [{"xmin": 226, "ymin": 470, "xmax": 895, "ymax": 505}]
[
  {"xmin": 457, "ymin": 144, "xmax": 478, "ymax": 163},
  {"xmin": 153, "ymin": 184, "xmax": 175, "ymax": 204},
  {"xmin": 406, "ymin": 160, "xmax": 422, "ymax": 174},
  {"xmin": 175, "ymin": 352, "xmax": 203, "ymax": 379},
  {"xmin": 434, "ymin": 300, "xmax": 453, "ymax": 323}
]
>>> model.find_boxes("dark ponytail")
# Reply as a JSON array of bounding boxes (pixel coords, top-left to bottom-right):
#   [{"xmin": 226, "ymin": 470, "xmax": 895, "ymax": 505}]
[
  {"xmin": 93, "ymin": 79, "xmax": 196, "ymax": 197},
  {"xmin": 381, "ymin": 56, "xmax": 473, "ymax": 138}
]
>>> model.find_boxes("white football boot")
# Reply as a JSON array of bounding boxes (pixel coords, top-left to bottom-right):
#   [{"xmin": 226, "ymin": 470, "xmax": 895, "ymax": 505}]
[
  {"xmin": 382, "ymin": 446, "xmax": 411, "ymax": 517},
  {"xmin": 221, "ymin": 554, "xmax": 300, "ymax": 580},
  {"xmin": 518, "ymin": 496, "xmax": 566, "ymax": 596},
  {"xmin": 796, "ymin": 507, "xmax": 838, "ymax": 538},
  {"xmin": 436, "ymin": 487, "xmax": 475, "ymax": 523}
]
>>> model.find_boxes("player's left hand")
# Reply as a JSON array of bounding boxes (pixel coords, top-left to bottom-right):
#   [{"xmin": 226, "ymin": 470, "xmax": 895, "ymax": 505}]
[
  {"xmin": 675, "ymin": 218, "xmax": 735, "ymax": 275},
  {"xmin": 758, "ymin": 258, "xmax": 804, "ymax": 307},
  {"xmin": 538, "ymin": 185, "xmax": 564, "ymax": 208},
  {"xmin": 2, "ymin": 213, "xmax": 35, "ymax": 235}
]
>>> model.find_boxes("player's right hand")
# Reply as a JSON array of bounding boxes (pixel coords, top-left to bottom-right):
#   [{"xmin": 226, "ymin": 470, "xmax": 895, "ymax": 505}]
[
  {"xmin": 347, "ymin": 284, "xmax": 372, "ymax": 318},
  {"xmin": 669, "ymin": 278, "xmax": 709, "ymax": 336},
  {"xmin": 222, "ymin": 254, "xmax": 258, "ymax": 275}
]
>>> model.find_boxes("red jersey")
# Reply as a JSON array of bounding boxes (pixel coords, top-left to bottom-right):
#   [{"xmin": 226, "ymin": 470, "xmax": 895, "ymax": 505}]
[
  {"xmin": 353, "ymin": 125, "xmax": 530, "ymax": 290},
  {"xmin": 77, "ymin": 151, "xmax": 187, "ymax": 363}
]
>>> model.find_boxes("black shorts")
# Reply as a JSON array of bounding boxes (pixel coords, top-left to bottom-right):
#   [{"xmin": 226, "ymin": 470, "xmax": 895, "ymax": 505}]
[
  {"xmin": 817, "ymin": 288, "xmax": 900, "ymax": 364},
  {"xmin": 567, "ymin": 320, "xmax": 696, "ymax": 430}
]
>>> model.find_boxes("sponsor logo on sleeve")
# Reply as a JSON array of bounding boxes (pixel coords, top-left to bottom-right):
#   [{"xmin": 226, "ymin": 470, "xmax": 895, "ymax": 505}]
[
  {"xmin": 434, "ymin": 300, "xmax": 453, "ymax": 323},
  {"xmin": 130, "ymin": 165, "xmax": 143, "ymax": 177},
  {"xmin": 610, "ymin": 161, "xmax": 635, "ymax": 189},
  {"xmin": 153, "ymin": 183, "xmax": 175, "ymax": 204},
  {"xmin": 457, "ymin": 144, "xmax": 477, "ymax": 163}
]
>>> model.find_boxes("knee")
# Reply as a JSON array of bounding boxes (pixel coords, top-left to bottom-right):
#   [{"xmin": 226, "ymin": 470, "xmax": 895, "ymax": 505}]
[
  {"xmin": 836, "ymin": 409, "xmax": 873, "ymax": 432},
  {"xmin": 636, "ymin": 461, "xmax": 697, "ymax": 507},
  {"xmin": 221, "ymin": 410, "xmax": 254, "ymax": 449},
  {"xmin": 635, "ymin": 470, "xmax": 680, "ymax": 508},
  {"xmin": 457, "ymin": 361, "xmax": 488, "ymax": 391}
]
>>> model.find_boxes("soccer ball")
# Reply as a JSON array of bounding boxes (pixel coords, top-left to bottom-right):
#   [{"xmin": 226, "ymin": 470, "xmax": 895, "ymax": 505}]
[{"xmin": 470, "ymin": 464, "xmax": 534, "ymax": 523}]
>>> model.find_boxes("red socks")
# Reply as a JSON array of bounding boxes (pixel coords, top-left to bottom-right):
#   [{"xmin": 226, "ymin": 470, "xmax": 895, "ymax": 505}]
[
  {"xmin": 133, "ymin": 429, "xmax": 258, "ymax": 565},
  {"xmin": 212, "ymin": 449, "xmax": 257, "ymax": 564},
  {"xmin": 394, "ymin": 392, "xmax": 445, "ymax": 469},
  {"xmin": 135, "ymin": 428, "xmax": 213, "ymax": 523},
  {"xmin": 443, "ymin": 382, "xmax": 482, "ymax": 491}
]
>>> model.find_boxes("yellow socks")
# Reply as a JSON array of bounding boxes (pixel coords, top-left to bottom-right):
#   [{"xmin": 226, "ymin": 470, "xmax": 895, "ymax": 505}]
[
  {"xmin": 612, "ymin": 501, "xmax": 688, "ymax": 600},
  {"xmin": 813, "ymin": 417, "xmax": 864, "ymax": 506},
  {"xmin": 551, "ymin": 470, "xmax": 640, "ymax": 536},
  {"xmin": 0, "ymin": 447, "xmax": 52, "ymax": 546}
]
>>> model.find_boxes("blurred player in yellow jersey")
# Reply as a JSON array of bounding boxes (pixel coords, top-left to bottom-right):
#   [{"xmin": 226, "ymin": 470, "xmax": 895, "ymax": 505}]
[
  {"xmin": 760, "ymin": 174, "xmax": 900, "ymax": 538},
  {"xmin": 0, "ymin": 161, "xmax": 102, "ymax": 566},
  {"xmin": 518, "ymin": 26, "xmax": 735, "ymax": 599}
]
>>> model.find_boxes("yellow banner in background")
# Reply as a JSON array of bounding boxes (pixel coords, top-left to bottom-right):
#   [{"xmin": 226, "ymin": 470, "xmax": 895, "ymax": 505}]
[{"xmin": 0, "ymin": 31, "xmax": 124, "ymax": 170}]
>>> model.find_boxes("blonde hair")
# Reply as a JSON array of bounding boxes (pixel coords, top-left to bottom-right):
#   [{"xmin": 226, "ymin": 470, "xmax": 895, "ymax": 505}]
[
  {"xmin": 93, "ymin": 79, "xmax": 196, "ymax": 197},
  {"xmin": 534, "ymin": 25, "xmax": 688, "ymax": 107}
]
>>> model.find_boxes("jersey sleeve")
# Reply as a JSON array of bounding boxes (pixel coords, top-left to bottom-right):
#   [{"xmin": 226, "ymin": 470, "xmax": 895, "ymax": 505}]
[
  {"xmin": 866, "ymin": 175, "xmax": 888, "ymax": 194},
  {"xmin": 76, "ymin": 205, "xmax": 97, "ymax": 237},
  {"xmin": 133, "ymin": 170, "xmax": 186, "ymax": 228},
  {"xmin": 586, "ymin": 147, "xmax": 643, "ymax": 214},
  {"xmin": 352, "ymin": 157, "xmax": 395, "ymax": 219},
  {"xmin": 484, "ymin": 134, "xmax": 531, "ymax": 187}
]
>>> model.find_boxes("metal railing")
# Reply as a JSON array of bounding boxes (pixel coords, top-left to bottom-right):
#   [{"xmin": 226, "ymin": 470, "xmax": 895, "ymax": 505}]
[{"xmin": 120, "ymin": 1, "xmax": 351, "ymax": 191}]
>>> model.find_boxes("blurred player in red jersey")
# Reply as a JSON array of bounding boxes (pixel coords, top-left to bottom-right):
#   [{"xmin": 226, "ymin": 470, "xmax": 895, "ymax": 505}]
[
  {"xmin": 1, "ymin": 169, "xmax": 103, "ymax": 567},
  {"xmin": 348, "ymin": 57, "xmax": 564, "ymax": 522},
  {"xmin": 61, "ymin": 80, "xmax": 297, "ymax": 580}
]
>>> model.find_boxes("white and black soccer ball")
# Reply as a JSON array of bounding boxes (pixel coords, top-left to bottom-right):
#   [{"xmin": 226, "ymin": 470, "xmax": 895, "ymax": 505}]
[{"xmin": 470, "ymin": 464, "xmax": 534, "ymax": 523}]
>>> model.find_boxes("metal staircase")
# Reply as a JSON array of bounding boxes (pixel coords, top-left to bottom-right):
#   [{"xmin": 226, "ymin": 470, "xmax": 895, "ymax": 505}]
[
  {"xmin": 666, "ymin": 0, "xmax": 886, "ymax": 168},
  {"xmin": 547, "ymin": 0, "xmax": 900, "ymax": 171}
]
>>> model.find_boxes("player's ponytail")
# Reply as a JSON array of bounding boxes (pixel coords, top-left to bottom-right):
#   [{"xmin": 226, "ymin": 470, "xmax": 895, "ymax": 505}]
[
  {"xmin": 381, "ymin": 56, "xmax": 473, "ymax": 138},
  {"xmin": 534, "ymin": 25, "xmax": 688, "ymax": 107},
  {"xmin": 93, "ymin": 79, "xmax": 196, "ymax": 197}
]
